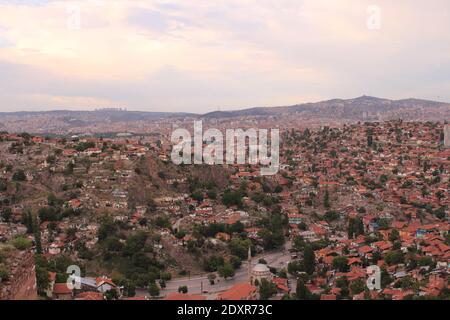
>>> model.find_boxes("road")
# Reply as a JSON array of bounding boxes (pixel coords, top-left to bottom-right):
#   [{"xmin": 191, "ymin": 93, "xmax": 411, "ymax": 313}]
[{"xmin": 136, "ymin": 241, "xmax": 293, "ymax": 298}]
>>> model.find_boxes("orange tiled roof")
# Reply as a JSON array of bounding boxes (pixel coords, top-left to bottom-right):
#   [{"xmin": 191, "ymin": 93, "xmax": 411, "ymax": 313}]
[{"xmin": 218, "ymin": 283, "xmax": 257, "ymax": 300}]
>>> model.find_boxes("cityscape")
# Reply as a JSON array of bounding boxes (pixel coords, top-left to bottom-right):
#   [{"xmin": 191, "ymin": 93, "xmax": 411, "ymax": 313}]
[{"xmin": 0, "ymin": 0, "xmax": 449, "ymax": 308}]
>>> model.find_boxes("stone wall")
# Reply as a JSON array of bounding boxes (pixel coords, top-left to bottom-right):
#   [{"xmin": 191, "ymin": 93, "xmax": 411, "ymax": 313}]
[{"xmin": 0, "ymin": 249, "xmax": 38, "ymax": 300}]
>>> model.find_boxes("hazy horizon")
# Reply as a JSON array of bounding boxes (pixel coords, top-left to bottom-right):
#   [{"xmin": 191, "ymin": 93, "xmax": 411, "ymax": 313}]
[
  {"xmin": 0, "ymin": 94, "xmax": 449, "ymax": 114},
  {"xmin": 1, "ymin": 1, "xmax": 450, "ymax": 113}
]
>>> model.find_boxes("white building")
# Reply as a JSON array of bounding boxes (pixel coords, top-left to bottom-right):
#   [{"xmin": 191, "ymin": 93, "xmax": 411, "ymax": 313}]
[{"xmin": 250, "ymin": 263, "xmax": 272, "ymax": 285}]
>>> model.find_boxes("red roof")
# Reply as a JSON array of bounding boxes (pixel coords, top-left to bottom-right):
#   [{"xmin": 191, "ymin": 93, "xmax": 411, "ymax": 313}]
[
  {"xmin": 218, "ymin": 283, "xmax": 257, "ymax": 300},
  {"xmin": 53, "ymin": 283, "xmax": 72, "ymax": 295},
  {"xmin": 76, "ymin": 291, "xmax": 104, "ymax": 300},
  {"xmin": 320, "ymin": 294, "xmax": 337, "ymax": 300},
  {"xmin": 96, "ymin": 277, "xmax": 116, "ymax": 287}
]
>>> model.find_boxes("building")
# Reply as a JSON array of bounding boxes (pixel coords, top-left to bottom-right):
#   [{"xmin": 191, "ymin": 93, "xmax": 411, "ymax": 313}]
[
  {"xmin": 217, "ymin": 283, "xmax": 257, "ymax": 300},
  {"xmin": 52, "ymin": 283, "xmax": 73, "ymax": 300},
  {"xmin": 250, "ymin": 264, "xmax": 272, "ymax": 285},
  {"xmin": 288, "ymin": 213, "xmax": 304, "ymax": 225}
]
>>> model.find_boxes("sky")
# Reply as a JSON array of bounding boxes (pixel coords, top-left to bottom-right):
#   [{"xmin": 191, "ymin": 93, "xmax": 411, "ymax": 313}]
[{"xmin": 0, "ymin": 0, "xmax": 449, "ymax": 113}]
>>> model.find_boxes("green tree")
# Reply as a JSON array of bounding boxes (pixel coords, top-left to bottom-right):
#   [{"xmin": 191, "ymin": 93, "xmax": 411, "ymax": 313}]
[
  {"xmin": 259, "ymin": 279, "xmax": 277, "ymax": 300},
  {"xmin": 296, "ymin": 279, "xmax": 311, "ymax": 300},
  {"xmin": 303, "ymin": 245, "xmax": 315, "ymax": 275},
  {"xmin": 0, "ymin": 266, "xmax": 9, "ymax": 281},
  {"xmin": 1, "ymin": 208, "xmax": 12, "ymax": 222},
  {"xmin": 350, "ymin": 279, "xmax": 365, "ymax": 295},
  {"xmin": 12, "ymin": 236, "xmax": 32, "ymax": 250},
  {"xmin": 324, "ymin": 189, "xmax": 330, "ymax": 208},
  {"xmin": 218, "ymin": 263, "xmax": 235, "ymax": 279},
  {"xmin": 332, "ymin": 256, "xmax": 349, "ymax": 272},
  {"xmin": 12, "ymin": 169, "xmax": 26, "ymax": 181},
  {"xmin": 389, "ymin": 229, "xmax": 400, "ymax": 242},
  {"xmin": 33, "ymin": 216, "xmax": 42, "ymax": 254},
  {"xmin": 148, "ymin": 282, "xmax": 160, "ymax": 297},
  {"xmin": 384, "ymin": 250, "xmax": 404, "ymax": 265},
  {"xmin": 105, "ymin": 289, "xmax": 119, "ymax": 300},
  {"xmin": 178, "ymin": 285, "xmax": 188, "ymax": 294}
]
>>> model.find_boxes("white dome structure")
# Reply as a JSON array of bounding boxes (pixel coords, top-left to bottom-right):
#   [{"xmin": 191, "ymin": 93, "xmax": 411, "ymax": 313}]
[{"xmin": 251, "ymin": 263, "xmax": 272, "ymax": 284}]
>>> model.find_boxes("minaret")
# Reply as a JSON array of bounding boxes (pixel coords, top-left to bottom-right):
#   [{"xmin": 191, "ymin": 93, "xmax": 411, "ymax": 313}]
[{"xmin": 248, "ymin": 245, "xmax": 252, "ymax": 284}]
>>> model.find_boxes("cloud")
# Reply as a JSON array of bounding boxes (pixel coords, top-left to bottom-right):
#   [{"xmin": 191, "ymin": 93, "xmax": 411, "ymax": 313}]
[{"xmin": 0, "ymin": 0, "xmax": 449, "ymax": 111}]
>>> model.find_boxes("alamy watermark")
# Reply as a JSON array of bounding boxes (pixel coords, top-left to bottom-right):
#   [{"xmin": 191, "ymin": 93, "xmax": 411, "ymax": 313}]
[
  {"xmin": 171, "ymin": 121, "xmax": 280, "ymax": 176},
  {"xmin": 366, "ymin": 5, "xmax": 382, "ymax": 30},
  {"xmin": 366, "ymin": 265, "xmax": 381, "ymax": 290}
]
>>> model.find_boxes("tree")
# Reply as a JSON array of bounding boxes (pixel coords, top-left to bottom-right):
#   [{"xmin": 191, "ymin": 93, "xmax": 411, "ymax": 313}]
[
  {"xmin": 296, "ymin": 279, "xmax": 311, "ymax": 300},
  {"xmin": 259, "ymin": 279, "xmax": 277, "ymax": 300},
  {"xmin": 303, "ymin": 245, "xmax": 315, "ymax": 275},
  {"xmin": 35, "ymin": 256, "xmax": 50, "ymax": 295},
  {"xmin": 218, "ymin": 263, "xmax": 235, "ymax": 279},
  {"xmin": 203, "ymin": 255, "xmax": 225, "ymax": 272},
  {"xmin": 148, "ymin": 282, "xmax": 160, "ymax": 297},
  {"xmin": 367, "ymin": 134, "xmax": 373, "ymax": 147},
  {"xmin": 336, "ymin": 277, "xmax": 349, "ymax": 298},
  {"xmin": 222, "ymin": 189, "xmax": 244, "ymax": 208},
  {"xmin": 389, "ymin": 229, "xmax": 400, "ymax": 242},
  {"xmin": 293, "ymin": 235, "xmax": 306, "ymax": 251},
  {"xmin": 229, "ymin": 256, "xmax": 242, "ymax": 269},
  {"xmin": 178, "ymin": 285, "xmax": 188, "ymax": 294},
  {"xmin": 33, "ymin": 216, "xmax": 42, "ymax": 254},
  {"xmin": 384, "ymin": 250, "xmax": 404, "ymax": 265},
  {"xmin": 120, "ymin": 279, "xmax": 136, "ymax": 297},
  {"xmin": 12, "ymin": 169, "xmax": 26, "ymax": 181},
  {"xmin": 1, "ymin": 208, "xmax": 12, "ymax": 222},
  {"xmin": 259, "ymin": 229, "xmax": 285, "ymax": 250},
  {"xmin": 348, "ymin": 217, "xmax": 364, "ymax": 239},
  {"xmin": 332, "ymin": 256, "xmax": 349, "ymax": 273},
  {"xmin": 160, "ymin": 272, "xmax": 172, "ymax": 281},
  {"xmin": 0, "ymin": 266, "xmax": 9, "ymax": 281},
  {"xmin": 97, "ymin": 216, "xmax": 116, "ymax": 242},
  {"xmin": 324, "ymin": 189, "xmax": 330, "ymax": 208},
  {"xmin": 12, "ymin": 236, "xmax": 32, "ymax": 250},
  {"xmin": 208, "ymin": 273, "xmax": 217, "ymax": 285},
  {"xmin": 228, "ymin": 238, "xmax": 252, "ymax": 260},
  {"xmin": 350, "ymin": 279, "xmax": 365, "ymax": 295},
  {"xmin": 104, "ymin": 289, "xmax": 119, "ymax": 300}
]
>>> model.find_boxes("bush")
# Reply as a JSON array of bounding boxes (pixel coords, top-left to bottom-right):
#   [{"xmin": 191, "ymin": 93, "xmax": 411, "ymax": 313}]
[
  {"xmin": 0, "ymin": 266, "xmax": 9, "ymax": 281},
  {"xmin": 148, "ymin": 282, "xmax": 160, "ymax": 297},
  {"xmin": 12, "ymin": 236, "xmax": 32, "ymax": 250},
  {"xmin": 12, "ymin": 170, "xmax": 26, "ymax": 181},
  {"xmin": 178, "ymin": 285, "xmax": 188, "ymax": 293}
]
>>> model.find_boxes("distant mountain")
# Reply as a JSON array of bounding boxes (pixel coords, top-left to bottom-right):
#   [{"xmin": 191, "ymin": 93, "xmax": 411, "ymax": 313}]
[
  {"xmin": 0, "ymin": 96, "xmax": 448, "ymax": 134},
  {"xmin": 201, "ymin": 96, "xmax": 450, "ymax": 121}
]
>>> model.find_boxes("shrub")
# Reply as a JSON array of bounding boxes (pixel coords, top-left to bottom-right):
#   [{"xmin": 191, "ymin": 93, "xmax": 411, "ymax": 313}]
[{"xmin": 12, "ymin": 236, "xmax": 32, "ymax": 250}]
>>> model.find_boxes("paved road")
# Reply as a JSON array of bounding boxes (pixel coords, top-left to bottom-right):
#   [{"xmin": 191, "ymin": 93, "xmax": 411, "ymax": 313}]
[{"xmin": 136, "ymin": 241, "xmax": 293, "ymax": 298}]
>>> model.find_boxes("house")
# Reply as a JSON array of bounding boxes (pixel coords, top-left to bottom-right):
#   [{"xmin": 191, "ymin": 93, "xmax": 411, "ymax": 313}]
[
  {"xmin": 288, "ymin": 214, "xmax": 305, "ymax": 225},
  {"xmin": 52, "ymin": 283, "xmax": 73, "ymax": 300},
  {"xmin": 217, "ymin": 283, "xmax": 257, "ymax": 300},
  {"xmin": 216, "ymin": 232, "xmax": 231, "ymax": 242},
  {"xmin": 79, "ymin": 276, "xmax": 118, "ymax": 294},
  {"xmin": 95, "ymin": 277, "xmax": 117, "ymax": 293}
]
